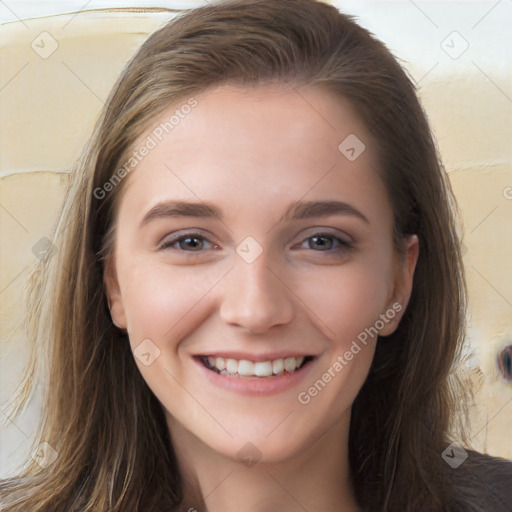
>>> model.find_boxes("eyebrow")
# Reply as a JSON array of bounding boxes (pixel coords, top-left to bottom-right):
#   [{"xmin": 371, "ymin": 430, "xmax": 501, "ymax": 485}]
[{"xmin": 139, "ymin": 199, "xmax": 370, "ymax": 227}]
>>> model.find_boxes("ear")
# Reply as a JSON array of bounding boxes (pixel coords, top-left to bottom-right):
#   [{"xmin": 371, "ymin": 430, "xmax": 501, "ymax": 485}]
[
  {"xmin": 103, "ymin": 255, "xmax": 128, "ymax": 330},
  {"xmin": 379, "ymin": 234, "xmax": 419, "ymax": 336}
]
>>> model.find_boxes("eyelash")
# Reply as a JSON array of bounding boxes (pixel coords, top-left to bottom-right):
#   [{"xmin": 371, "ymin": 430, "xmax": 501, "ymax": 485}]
[{"xmin": 159, "ymin": 231, "xmax": 353, "ymax": 255}]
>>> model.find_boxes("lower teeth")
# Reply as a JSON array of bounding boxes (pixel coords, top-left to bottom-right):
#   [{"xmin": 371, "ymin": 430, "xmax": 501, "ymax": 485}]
[{"xmin": 218, "ymin": 369, "xmax": 288, "ymax": 378}]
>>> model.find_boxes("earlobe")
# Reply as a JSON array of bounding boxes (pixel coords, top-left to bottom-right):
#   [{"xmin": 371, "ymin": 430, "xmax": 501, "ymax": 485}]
[
  {"xmin": 379, "ymin": 234, "xmax": 419, "ymax": 336},
  {"xmin": 103, "ymin": 256, "xmax": 127, "ymax": 330}
]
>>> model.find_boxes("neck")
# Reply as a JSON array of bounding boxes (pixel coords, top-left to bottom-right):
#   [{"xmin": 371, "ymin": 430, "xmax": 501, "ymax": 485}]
[{"xmin": 166, "ymin": 411, "xmax": 361, "ymax": 512}]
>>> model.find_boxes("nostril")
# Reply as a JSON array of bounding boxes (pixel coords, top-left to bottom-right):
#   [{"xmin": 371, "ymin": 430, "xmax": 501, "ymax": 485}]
[{"xmin": 497, "ymin": 345, "xmax": 512, "ymax": 383}]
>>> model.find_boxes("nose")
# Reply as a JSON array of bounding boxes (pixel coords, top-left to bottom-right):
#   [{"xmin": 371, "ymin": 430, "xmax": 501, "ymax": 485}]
[{"xmin": 219, "ymin": 254, "xmax": 295, "ymax": 334}]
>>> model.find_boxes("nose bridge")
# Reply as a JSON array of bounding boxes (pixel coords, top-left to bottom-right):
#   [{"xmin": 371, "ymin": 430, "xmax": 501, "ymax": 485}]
[{"xmin": 219, "ymin": 250, "xmax": 294, "ymax": 333}]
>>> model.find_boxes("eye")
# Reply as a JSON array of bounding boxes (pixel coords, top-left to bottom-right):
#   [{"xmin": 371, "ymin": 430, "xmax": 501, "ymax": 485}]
[
  {"xmin": 294, "ymin": 232, "xmax": 353, "ymax": 252},
  {"xmin": 159, "ymin": 232, "xmax": 218, "ymax": 252}
]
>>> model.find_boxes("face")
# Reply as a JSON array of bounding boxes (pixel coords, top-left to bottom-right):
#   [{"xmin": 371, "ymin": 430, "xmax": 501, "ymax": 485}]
[{"xmin": 104, "ymin": 83, "xmax": 418, "ymax": 464}]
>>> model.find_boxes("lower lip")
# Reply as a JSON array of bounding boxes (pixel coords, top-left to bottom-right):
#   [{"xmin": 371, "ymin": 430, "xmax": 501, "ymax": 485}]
[{"xmin": 193, "ymin": 357, "xmax": 317, "ymax": 396}]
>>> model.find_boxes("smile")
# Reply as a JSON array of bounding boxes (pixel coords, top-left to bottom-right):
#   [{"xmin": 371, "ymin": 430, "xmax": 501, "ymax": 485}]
[{"xmin": 200, "ymin": 355, "xmax": 314, "ymax": 378}]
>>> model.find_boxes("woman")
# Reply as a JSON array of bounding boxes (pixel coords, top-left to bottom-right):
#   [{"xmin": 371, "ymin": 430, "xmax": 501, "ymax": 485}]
[{"xmin": 1, "ymin": 0, "xmax": 511, "ymax": 510}]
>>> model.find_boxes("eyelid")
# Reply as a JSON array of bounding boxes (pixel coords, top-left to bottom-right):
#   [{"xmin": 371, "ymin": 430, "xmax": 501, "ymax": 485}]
[
  {"xmin": 158, "ymin": 230, "xmax": 218, "ymax": 251},
  {"xmin": 293, "ymin": 227, "xmax": 354, "ymax": 246}
]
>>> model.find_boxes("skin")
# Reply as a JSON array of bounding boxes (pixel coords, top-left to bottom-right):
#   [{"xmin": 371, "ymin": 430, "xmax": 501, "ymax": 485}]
[{"xmin": 104, "ymin": 82, "xmax": 419, "ymax": 512}]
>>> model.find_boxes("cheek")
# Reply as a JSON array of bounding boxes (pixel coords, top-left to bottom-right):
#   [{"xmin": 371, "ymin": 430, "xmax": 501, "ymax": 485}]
[
  {"xmin": 290, "ymin": 261, "xmax": 390, "ymax": 425},
  {"xmin": 118, "ymin": 259, "xmax": 228, "ymax": 342},
  {"xmin": 290, "ymin": 256, "xmax": 393, "ymax": 346}
]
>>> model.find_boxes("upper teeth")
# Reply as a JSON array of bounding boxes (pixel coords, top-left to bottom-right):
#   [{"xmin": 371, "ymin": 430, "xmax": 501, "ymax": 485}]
[{"xmin": 206, "ymin": 356, "xmax": 305, "ymax": 377}]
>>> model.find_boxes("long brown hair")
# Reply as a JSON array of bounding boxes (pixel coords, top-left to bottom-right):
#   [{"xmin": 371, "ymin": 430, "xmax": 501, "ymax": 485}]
[{"xmin": 0, "ymin": 1, "xmax": 486, "ymax": 510}]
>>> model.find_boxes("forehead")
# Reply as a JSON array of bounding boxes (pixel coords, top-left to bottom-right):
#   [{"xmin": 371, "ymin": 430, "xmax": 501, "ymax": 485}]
[
  {"xmin": 116, "ymin": 82, "xmax": 391, "ymax": 227},
  {"xmin": 170, "ymin": 82, "xmax": 372, "ymax": 155}
]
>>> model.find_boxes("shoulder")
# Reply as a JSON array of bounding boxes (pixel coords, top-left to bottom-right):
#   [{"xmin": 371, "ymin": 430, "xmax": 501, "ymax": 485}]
[{"xmin": 454, "ymin": 449, "xmax": 512, "ymax": 511}]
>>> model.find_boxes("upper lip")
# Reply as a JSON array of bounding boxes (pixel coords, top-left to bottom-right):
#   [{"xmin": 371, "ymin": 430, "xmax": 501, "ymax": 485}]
[{"xmin": 195, "ymin": 351, "xmax": 316, "ymax": 362}]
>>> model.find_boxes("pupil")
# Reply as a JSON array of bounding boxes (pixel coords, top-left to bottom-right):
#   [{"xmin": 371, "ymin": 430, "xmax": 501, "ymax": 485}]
[
  {"xmin": 312, "ymin": 236, "xmax": 331, "ymax": 250},
  {"xmin": 184, "ymin": 237, "xmax": 201, "ymax": 250}
]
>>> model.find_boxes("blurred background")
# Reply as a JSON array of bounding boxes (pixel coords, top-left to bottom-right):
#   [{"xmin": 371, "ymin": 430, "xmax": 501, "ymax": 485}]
[{"xmin": 1, "ymin": 0, "xmax": 511, "ymax": 477}]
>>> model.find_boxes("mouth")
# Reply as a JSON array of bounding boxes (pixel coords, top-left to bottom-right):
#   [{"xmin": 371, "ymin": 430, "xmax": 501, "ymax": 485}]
[{"xmin": 198, "ymin": 355, "xmax": 315, "ymax": 378}]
